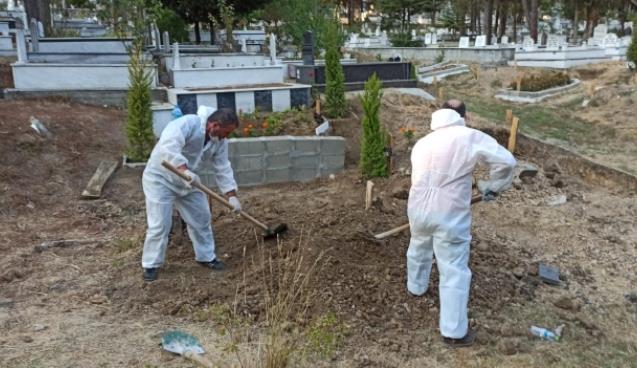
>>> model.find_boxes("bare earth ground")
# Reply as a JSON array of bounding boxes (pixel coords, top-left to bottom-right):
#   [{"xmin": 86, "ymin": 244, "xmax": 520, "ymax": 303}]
[{"xmin": 1, "ymin": 81, "xmax": 637, "ymax": 368}]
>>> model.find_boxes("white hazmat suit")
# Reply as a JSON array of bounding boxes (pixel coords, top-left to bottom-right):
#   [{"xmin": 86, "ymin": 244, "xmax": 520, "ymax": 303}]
[
  {"xmin": 407, "ymin": 109, "xmax": 516, "ymax": 338},
  {"xmin": 141, "ymin": 106, "xmax": 237, "ymax": 269}
]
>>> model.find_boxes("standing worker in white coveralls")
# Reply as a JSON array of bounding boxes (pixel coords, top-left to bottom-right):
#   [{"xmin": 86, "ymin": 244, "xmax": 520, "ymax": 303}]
[
  {"xmin": 406, "ymin": 99, "xmax": 516, "ymax": 347},
  {"xmin": 141, "ymin": 106, "xmax": 242, "ymax": 282}
]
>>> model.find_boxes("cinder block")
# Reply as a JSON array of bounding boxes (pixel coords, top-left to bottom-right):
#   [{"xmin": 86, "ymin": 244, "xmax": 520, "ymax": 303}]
[
  {"xmin": 294, "ymin": 137, "xmax": 320, "ymax": 153},
  {"xmin": 262, "ymin": 136, "xmax": 293, "ymax": 153},
  {"xmin": 292, "ymin": 154, "xmax": 320, "ymax": 169},
  {"xmin": 234, "ymin": 155, "xmax": 264, "ymax": 171},
  {"xmin": 228, "ymin": 138, "xmax": 266, "ymax": 156},
  {"xmin": 266, "ymin": 153, "xmax": 291, "ymax": 169},
  {"xmin": 236, "ymin": 170, "xmax": 265, "ymax": 187},
  {"xmin": 265, "ymin": 168, "xmax": 291, "ymax": 184},
  {"xmin": 291, "ymin": 168, "xmax": 319, "ymax": 182},
  {"xmin": 320, "ymin": 154, "xmax": 345, "ymax": 170},
  {"xmin": 320, "ymin": 137, "xmax": 346, "ymax": 155}
]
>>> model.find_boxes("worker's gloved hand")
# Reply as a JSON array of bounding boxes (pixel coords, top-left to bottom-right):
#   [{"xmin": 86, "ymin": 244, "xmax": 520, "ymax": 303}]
[
  {"xmin": 183, "ymin": 169, "xmax": 200, "ymax": 189},
  {"xmin": 477, "ymin": 180, "xmax": 498, "ymax": 202},
  {"xmin": 228, "ymin": 196, "xmax": 242, "ymax": 213}
]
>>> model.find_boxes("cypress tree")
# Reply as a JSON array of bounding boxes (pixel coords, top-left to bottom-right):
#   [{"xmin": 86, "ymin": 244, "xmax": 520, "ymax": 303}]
[
  {"xmin": 324, "ymin": 21, "xmax": 346, "ymax": 118},
  {"xmin": 125, "ymin": 38, "xmax": 155, "ymax": 162},
  {"xmin": 359, "ymin": 73, "xmax": 388, "ymax": 178}
]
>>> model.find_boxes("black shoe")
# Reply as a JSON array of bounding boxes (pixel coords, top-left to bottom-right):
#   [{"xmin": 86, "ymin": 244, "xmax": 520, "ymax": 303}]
[
  {"xmin": 197, "ymin": 258, "xmax": 226, "ymax": 271},
  {"xmin": 143, "ymin": 268, "xmax": 158, "ymax": 282},
  {"xmin": 407, "ymin": 289, "xmax": 425, "ymax": 298},
  {"xmin": 442, "ymin": 328, "xmax": 477, "ymax": 348}
]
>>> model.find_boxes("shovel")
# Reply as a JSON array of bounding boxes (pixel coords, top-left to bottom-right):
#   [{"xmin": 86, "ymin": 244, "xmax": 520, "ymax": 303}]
[
  {"xmin": 161, "ymin": 330, "xmax": 215, "ymax": 368},
  {"xmin": 161, "ymin": 160, "xmax": 288, "ymax": 240},
  {"xmin": 373, "ymin": 192, "xmax": 495, "ymax": 240}
]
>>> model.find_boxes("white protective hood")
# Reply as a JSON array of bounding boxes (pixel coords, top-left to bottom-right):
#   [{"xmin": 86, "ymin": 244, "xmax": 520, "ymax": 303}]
[{"xmin": 430, "ymin": 109, "xmax": 466, "ymax": 131}]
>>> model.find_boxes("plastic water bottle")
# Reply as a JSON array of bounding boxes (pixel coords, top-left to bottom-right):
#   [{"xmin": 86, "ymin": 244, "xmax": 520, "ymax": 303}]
[{"xmin": 530, "ymin": 326, "xmax": 560, "ymax": 342}]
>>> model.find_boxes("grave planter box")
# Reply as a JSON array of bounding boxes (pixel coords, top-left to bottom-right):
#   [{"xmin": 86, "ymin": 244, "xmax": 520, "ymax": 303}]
[
  {"xmin": 169, "ymin": 65, "xmax": 285, "ymax": 88},
  {"xmin": 417, "ymin": 63, "xmax": 469, "ymax": 84},
  {"xmin": 512, "ymin": 48, "xmax": 608, "ymax": 68},
  {"xmin": 495, "ymin": 79, "xmax": 581, "ymax": 103},
  {"xmin": 296, "ymin": 62, "xmax": 417, "ymax": 91},
  {"xmin": 12, "ymin": 63, "xmax": 158, "ymax": 90},
  {"xmin": 37, "ymin": 38, "xmax": 132, "ymax": 53}
]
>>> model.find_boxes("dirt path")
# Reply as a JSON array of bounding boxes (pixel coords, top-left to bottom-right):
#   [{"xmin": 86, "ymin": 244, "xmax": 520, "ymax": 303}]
[{"xmin": 1, "ymin": 97, "xmax": 636, "ymax": 367}]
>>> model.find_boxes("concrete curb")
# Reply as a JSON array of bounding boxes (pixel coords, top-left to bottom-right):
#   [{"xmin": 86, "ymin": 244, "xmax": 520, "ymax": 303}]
[{"xmin": 495, "ymin": 79, "xmax": 581, "ymax": 103}]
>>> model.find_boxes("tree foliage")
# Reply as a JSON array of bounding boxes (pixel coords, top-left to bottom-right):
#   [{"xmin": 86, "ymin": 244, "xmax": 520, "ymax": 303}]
[
  {"xmin": 324, "ymin": 20, "xmax": 347, "ymax": 119},
  {"xmin": 359, "ymin": 74, "xmax": 388, "ymax": 179}
]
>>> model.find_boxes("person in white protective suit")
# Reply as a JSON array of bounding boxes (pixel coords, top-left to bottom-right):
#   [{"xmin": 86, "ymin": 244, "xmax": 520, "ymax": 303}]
[
  {"xmin": 406, "ymin": 100, "xmax": 516, "ymax": 347},
  {"xmin": 141, "ymin": 106, "xmax": 241, "ymax": 281}
]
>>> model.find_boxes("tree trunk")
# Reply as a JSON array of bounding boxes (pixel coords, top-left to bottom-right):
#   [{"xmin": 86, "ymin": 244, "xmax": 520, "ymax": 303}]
[
  {"xmin": 347, "ymin": 0, "xmax": 354, "ymax": 28},
  {"xmin": 485, "ymin": 0, "xmax": 494, "ymax": 43},
  {"xmin": 194, "ymin": 22, "xmax": 201, "ymax": 44},
  {"xmin": 571, "ymin": 0, "xmax": 579, "ymax": 41},
  {"xmin": 498, "ymin": 1, "xmax": 508, "ymax": 40},
  {"xmin": 209, "ymin": 20, "xmax": 215, "ymax": 44},
  {"xmin": 23, "ymin": 0, "xmax": 52, "ymax": 35},
  {"xmin": 494, "ymin": 2, "xmax": 500, "ymax": 37},
  {"xmin": 470, "ymin": 1, "xmax": 477, "ymax": 34},
  {"xmin": 521, "ymin": 0, "xmax": 538, "ymax": 42}
]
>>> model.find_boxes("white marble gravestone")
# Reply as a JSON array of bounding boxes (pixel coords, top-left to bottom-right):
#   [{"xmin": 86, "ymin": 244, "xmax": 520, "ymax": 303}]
[
  {"xmin": 475, "ymin": 35, "xmax": 487, "ymax": 47},
  {"xmin": 500, "ymin": 35, "xmax": 509, "ymax": 45},
  {"xmin": 522, "ymin": 36, "xmax": 535, "ymax": 51},
  {"xmin": 458, "ymin": 36, "xmax": 470, "ymax": 48}
]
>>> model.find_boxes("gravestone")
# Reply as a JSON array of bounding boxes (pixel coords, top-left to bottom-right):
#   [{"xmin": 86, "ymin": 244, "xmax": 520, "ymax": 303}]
[
  {"xmin": 375, "ymin": 26, "xmax": 381, "ymax": 37},
  {"xmin": 547, "ymin": 35, "xmax": 560, "ymax": 50},
  {"xmin": 501, "ymin": 35, "xmax": 509, "ymax": 44},
  {"xmin": 15, "ymin": 29, "xmax": 28, "ymax": 63},
  {"xmin": 591, "ymin": 24, "xmax": 608, "ymax": 46},
  {"xmin": 424, "ymin": 33, "xmax": 432, "ymax": 45},
  {"xmin": 163, "ymin": 31, "xmax": 170, "ymax": 52},
  {"xmin": 241, "ymin": 38, "xmax": 247, "ymax": 53},
  {"xmin": 411, "ymin": 29, "xmax": 417, "ymax": 39},
  {"xmin": 302, "ymin": 31, "xmax": 314, "ymax": 65},
  {"xmin": 431, "ymin": 33, "xmax": 437, "ymax": 45},
  {"xmin": 380, "ymin": 31, "xmax": 389, "ymax": 46},
  {"xmin": 602, "ymin": 33, "xmax": 619, "ymax": 47},
  {"xmin": 522, "ymin": 36, "xmax": 535, "ymax": 51},
  {"xmin": 172, "ymin": 42, "xmax": 181, "ymax": 70},
  {"xmin": 29, "ymin": 18, "xmax": 39, "ymax": 52},
  {"xmin": 458, "ymin": 36, "xmax": 470, "ymax": 48},
  {"xmin": 475, "ymin": 35, "xmax": 487, "ymax": 47},
  {"xmin": 269, "ymin": 33, "xmax": 277, "ymax": 64}
]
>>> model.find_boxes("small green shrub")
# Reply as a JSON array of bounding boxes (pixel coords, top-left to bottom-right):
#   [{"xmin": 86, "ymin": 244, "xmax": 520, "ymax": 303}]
[
  {"xmin": 324, "ymin": 20, "xmax": 347, "ymax": 118},
  {"xmin": 125, "ymin": 38, "xmax": 155, "ymax": 162},
  {"xmin": 509, "ymin": 71, "xmax": 571, "ymax": 92},
  {"xmin": 304, "ymin": 312, "xmax": 346, "ymax": 358},
  {"xmin": 359, "ymin": 73, "xmax": 389, "ymax": 178},
  {"xmin": 390, "ymin": 32, "xmax": 424, "ymax": 47}
]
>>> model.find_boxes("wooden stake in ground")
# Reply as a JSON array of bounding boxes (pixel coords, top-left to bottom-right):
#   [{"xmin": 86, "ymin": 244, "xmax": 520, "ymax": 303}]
[
  {"xmin": 437, "ymin": 86, "xmax": 444, "ymax": 101},
  {"xmin": 365, "ymin": 180, "xmax": 374, "ymax": 210},
  {"xmin": 81, "ymin": 160, "xmax": 118, "ymax": 199},
  {"xmin": 315, "ymin": 98, "xmax": 321, "ymax": 115},
  {"xmin": 587, "ymin": 83, "xmax": 596, "ymax": 97},
  {"xmin": 505, "ymin": 109, "xmax": 513, "ymax": 125},
  {"xmin": 508, "ymin": 116, "xmax": 520, "ymax": 153},
  {"xmin": 516, "ymin": 74, "xmax": 523, "ymax": 92}
]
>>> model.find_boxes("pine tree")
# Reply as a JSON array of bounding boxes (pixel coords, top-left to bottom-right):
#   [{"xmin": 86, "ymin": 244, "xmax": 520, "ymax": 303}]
[
  {"xmin": 125, "ymin": 37, "xmax": 155, "ymax": 162},
  {"xmin": 324, "ymin": 21, "xmax": 346, "ymax": 118},
  {"xmin": 359, "ymin": 74, "xmax": 388, "ymax": 178}
]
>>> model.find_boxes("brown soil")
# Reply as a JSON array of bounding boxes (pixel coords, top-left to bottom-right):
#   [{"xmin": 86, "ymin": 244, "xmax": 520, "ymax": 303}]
[{"xmin": 1, "ymin": 93, "xmax": 636, "ymax": 367}]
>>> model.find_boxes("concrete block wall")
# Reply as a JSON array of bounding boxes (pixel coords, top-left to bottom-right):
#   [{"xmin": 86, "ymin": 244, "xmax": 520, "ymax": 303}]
[{"xmin": 198, "ymin": 136, "xmax": 346, "ymax": 187}]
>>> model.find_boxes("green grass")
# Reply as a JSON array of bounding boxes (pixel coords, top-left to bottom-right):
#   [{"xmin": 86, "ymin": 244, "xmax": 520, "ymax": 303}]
[{"xmin": 454, "ymin": 92, "xmax": 617, "ymax": 145}]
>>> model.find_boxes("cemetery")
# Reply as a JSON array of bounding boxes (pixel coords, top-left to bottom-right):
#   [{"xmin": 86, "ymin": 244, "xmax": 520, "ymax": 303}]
[{"xmin": 1, "ymin": 0, "xmax": 637, "ymax": 367}]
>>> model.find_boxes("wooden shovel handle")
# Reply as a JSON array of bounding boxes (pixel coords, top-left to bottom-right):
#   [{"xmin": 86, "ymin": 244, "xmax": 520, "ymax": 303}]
[
  {"xmin": 161, "ymin": 160, "xmax": 269, "ymax": 232},
  {"xmin": 374, "ymin": 194, "xmax": 484, "ymax": 240}
]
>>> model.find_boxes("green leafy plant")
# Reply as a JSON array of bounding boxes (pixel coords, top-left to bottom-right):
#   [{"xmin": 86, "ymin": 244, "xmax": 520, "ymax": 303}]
[
  {"xmin": 125, "ymin": 37, "xmax": 155, "ymax": 162},
  {"xmin": 399, "ymin": 127, "xmax": 415, "ymax": 142},
  {"xmin": 324, "ymin": 20, "xmax": 346, "ymax": 119},
  {"xmin": 262, "ymin": 114, "xmax": 284, "ymax": 136},
  {"xmin": 389, "ymin": 32, "xmax": 423, "ymax": 47},
  {"xmin": 304, "ymin": 312, "xmax": 346, "ymax": 358},
  {"xmin": 359, "ymin": 73, "xmax": 389, "ymax": 178},
  {"xmin": 155, "ymin": 7, "xmax": 189, "ymax": 43}
]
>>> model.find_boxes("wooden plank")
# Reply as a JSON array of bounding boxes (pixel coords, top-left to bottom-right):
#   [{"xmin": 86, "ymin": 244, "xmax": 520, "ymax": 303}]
[
  {"xmin": 505, "ymin": 109, "xmax": 513, "ymax": 125},
  {"xmin": 365, "ymin": 180, "xmax": 374, "ymax": 210},
  {"xmin": 81, "ymin": 160, "xmax": 118, "ymax": 199},
  {"xmin": 508, "ymin": 117, "xmax": 520, "ymax": 153},
  {"xmin": 437, "ymin": 86, "xmax": 444, "ymax": 101},
  {"xmin": 516, "ymin": 74, "xmax": 523, "ymax": 91}
]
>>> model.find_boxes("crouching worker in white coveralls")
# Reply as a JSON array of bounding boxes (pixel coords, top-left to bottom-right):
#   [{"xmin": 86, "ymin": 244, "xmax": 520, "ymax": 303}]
[
  {"xmin": 141, "ymin": 106, "xmax": 242, "ymax": 282},
  {"xmin": 406, "ymin": 100, "xmax": 516, "ymax": 347}
]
